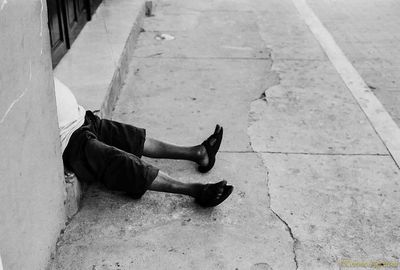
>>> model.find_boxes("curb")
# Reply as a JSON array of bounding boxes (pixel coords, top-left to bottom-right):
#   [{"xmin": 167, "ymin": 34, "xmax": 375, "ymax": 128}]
[{"xmin": 100, "ymin": 1, "xmax": 148, "ymax": 118}]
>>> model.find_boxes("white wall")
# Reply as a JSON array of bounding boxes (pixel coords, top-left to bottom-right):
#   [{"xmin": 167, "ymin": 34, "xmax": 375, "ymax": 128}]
[{"xmin": 0, "ymin": 1, "xmax": 66, "ymax": 269}]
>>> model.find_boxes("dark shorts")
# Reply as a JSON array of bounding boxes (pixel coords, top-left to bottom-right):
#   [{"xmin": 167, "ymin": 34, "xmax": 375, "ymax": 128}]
[{"xmin": 63, "ymin": 111, "xmax": 159, "ymax": 199}]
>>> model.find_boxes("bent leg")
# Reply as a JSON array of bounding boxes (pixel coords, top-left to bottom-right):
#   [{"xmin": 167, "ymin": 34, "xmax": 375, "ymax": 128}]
[{"xmin": 84, "ymin": 138, "xmax": 159, "ymax": 199}]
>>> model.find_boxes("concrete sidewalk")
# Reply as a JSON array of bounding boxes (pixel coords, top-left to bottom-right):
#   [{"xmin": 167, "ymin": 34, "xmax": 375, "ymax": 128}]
[{"xmin": 50, "ymin": 0, "xmax": 400, "ymax": 269}]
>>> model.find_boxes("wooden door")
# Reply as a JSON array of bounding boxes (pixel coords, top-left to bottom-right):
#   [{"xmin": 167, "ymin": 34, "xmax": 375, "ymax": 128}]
[
  {"xmin": 47, "ymin": 0, "xmax": 68, "ymax": 67},
  {"xmin": 47, "ymin": 0, "xmax": 102, "ymax": 67},
  {"xmin": 64, "ymin": 0, "xmax": 88, "ymax": 45}
]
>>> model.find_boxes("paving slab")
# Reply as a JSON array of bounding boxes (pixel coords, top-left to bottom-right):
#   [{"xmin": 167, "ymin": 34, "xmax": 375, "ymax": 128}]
[
  {"xmin": 114, "ymin": 58, "xmax": 271, "ymax": 151},
  {"xmin": 262, "ymin": 153, "xmax": 400, "ymax": 269},
  {"xmin": 134, "ymin": 10, "xmax": 270, "ymax": 59},
  {"xmin": 252, "ymin": 4, "xmax": 327, "ymax": 61},
  {"xmin": 307, "ymin": 0, "xmax": 400, "ymax": 127},
  {"xmin": 50, "ymin": 153, "xmax": 295, "ymax": 270},
  {"xmin": 248, "ymin": 59, "xmax": 388, "ymax": 154}
]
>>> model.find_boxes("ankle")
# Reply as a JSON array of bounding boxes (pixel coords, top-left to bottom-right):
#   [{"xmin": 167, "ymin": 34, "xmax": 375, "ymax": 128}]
[
  {"xmin": 195, "ymin": 145, "xmax": 208, "ymax": 166},
  {"xmin": 196, "ymin": 145, "xmax": 206, "ymax": 158}
]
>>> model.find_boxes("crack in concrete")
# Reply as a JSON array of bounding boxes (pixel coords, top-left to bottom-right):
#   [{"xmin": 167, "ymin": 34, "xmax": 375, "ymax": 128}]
[
  {"xmin": 266, "ymin": 169, "xmax": 299, "ymax": 270},
  {"xmin": 249, "ymin": 126, "xmax": 300, "ymax": 270},
  {"xmin": 272, "ymin": 214, "xmax": 299, "ymax": 269},
  {"xmin": 256, "ymin": 91, "xmax": 268, "ymax": 103},
  {"xmin": 253, "ymin": 69, "xmax": 281, "ymax": 102},
  {"xmin": 249, "ymin": 128, "xmax": 300, "ymax": 270},
  {"xmin": 247, "ymin": 21, "xmax": 299, "ymax": 267}
]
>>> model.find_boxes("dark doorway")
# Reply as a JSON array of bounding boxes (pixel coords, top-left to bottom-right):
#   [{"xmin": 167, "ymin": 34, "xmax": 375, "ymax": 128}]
[
  {"xmin": 47, "ymin": 0, "xmax": 103, "ymax": 67},
  {"xmin": 64, "ymin": 0, "xmax": 88, "ymax": 46},
  {"xmin": 47, "ymin": 0, "xmax": 68, "ymax": 67}
]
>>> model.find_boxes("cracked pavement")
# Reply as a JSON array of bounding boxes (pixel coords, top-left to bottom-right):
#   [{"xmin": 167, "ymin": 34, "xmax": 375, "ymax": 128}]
[{"xmin": 50, "ymin": 0, "xmax": 400, "ymax": 269}]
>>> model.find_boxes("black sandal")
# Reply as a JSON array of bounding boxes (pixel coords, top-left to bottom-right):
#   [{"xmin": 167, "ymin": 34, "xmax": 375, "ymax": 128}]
[
  {"xmin": 198, "ymin": 125, "xmax": 223, "ymax": 173},
  {"xmin": 195, "ymin": 180, "xmax": 234, "ymax": 208}
]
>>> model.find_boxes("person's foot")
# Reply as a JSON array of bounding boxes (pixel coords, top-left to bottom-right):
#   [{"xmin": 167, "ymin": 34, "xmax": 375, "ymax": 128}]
[
  {"xmin": 197, "ymin": 125, "xmax": 223, "ymax": 173},
  {"xmin": 195, "ymin": 180, "xmax": 234, "ymax": 207}
]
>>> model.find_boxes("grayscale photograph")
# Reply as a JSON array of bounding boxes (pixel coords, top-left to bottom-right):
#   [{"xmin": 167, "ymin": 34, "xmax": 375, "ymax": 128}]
[{"xmin": 1, "ymin": 0, "xmax": 399, "ymax": 269}]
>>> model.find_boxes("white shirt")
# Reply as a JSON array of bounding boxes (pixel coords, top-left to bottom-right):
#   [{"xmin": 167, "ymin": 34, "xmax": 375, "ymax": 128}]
[{"xmin": 54, "ymin": 78, "xmax": 86, "ymax": 153}]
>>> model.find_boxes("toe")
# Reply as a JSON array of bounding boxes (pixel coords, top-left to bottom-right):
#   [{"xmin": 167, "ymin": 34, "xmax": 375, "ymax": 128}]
[
  {"xmin": 214, "ymin": 124, "xmax": 220, "ymax": 134},
  {"xmin": 214, "ymin": 124, "xmax": 223, "ymax": 135}
]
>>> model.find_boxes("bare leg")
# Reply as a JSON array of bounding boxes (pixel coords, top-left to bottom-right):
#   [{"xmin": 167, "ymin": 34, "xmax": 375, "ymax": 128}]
[
  {"xmin": 148, "ymin": 171, "xmax": 202, "ymax": 197},
  {"xmin": 143, "ymin": 138, "xmax": 208, "ymax": 166},
  {"xmin": 148, "ymin": 171, "xmax": 225, "ymax": 200},
  {"xmin": 143, "ymin": 125, "xmax": 223, "ymax": 174}
]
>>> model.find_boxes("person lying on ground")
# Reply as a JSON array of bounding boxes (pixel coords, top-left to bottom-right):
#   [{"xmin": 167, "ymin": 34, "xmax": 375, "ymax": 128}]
[{"xmin": 54, "ymin": 77, "xmax": 233, "ymax": 207}]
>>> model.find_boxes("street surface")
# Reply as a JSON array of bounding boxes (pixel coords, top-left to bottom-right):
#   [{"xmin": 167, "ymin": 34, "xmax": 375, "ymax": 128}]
[
  {"xmin": 309, "ymin": 0, "xmax": 400, "ymax": 126},
  {"xmin": 51, "ymin": 0, "xmax": 400, "ymax": 269}
]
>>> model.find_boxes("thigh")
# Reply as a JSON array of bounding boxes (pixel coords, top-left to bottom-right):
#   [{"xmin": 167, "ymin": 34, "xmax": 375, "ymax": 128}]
[{"xmin": 97, "ymin": 117, "xmax": 146, "ymax": 158}]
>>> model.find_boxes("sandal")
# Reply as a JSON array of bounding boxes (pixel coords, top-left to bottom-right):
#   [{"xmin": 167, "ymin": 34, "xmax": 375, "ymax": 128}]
[
  {"xmin": 195, "ymin": 180, "xmax": 234, "ymax": 207},
  {"xmin": 198, "ymin": 125, "xmax": 223, "ymax": 173}
]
